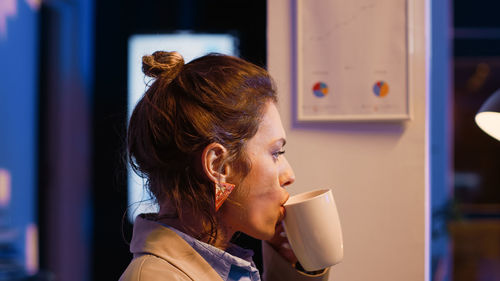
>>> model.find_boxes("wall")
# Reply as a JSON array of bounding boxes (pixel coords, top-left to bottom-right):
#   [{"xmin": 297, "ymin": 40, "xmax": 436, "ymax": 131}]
[
  {"xmin": 0, "ymin": 0, "xmax": 40, "ymax": 277},
  {"xmin": 268, "ymin": 1, "xmax": 428, "ymax": 280},
  {"xmin": 38, "ymin": 1, "xmax": 94, "ymax": 280}
]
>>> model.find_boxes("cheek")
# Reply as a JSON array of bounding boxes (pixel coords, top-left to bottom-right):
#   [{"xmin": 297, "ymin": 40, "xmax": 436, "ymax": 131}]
[
  {"xmin": 242, "ymin": 168, "xmax": 283, "ymax": 214},
  {"xmin": 244, "ymin": 189, "xmax": 282, "ymax": 224},
  {"xmin": 243, "ymin": 186, "xmax": 281, "ymax": 215},
  {"xmin": 230, "ymin": 161, "xmax": 284, "ymax": 233}
]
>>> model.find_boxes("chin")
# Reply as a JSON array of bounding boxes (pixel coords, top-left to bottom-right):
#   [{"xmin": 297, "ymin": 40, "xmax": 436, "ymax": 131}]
[
  {"xmin": 261, "ymin": 232, "xmax": 274, "ymax": 241},
  {"xmin": 260, "ymin": 226, "xmax": 277, "ymax": 240},
  {"xmin": 247, "ymin": 227, "xmax": 275, "ymax": 241}
]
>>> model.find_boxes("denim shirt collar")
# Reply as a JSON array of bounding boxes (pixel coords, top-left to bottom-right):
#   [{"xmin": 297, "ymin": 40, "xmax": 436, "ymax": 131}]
[{"xmin": 166, "ymin": 225, "xmax": 261, "ymax": 281}]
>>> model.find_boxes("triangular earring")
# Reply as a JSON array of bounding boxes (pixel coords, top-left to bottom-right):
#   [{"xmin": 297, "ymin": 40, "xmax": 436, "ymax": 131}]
[{"xmin": 215, "ymin": 182, "xmax": 235, "ymax": 211}]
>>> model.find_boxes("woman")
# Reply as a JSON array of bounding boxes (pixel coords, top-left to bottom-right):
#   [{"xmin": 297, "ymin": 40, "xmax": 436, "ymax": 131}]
[{"xmin": 120, "ymin": 51, "xmax": 330, "ymax": 281}]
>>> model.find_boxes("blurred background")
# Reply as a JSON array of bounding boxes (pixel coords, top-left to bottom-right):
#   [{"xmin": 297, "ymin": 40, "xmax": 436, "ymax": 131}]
[{"xmin": 1, "ymin": 0, "xmax": 500, "ymax": 280}]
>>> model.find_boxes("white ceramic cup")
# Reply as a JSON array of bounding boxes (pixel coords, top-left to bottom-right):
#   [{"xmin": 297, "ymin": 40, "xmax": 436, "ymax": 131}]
[{"xmin": 283, "ymin": 188, "xmax": 343, "ymax": 271}]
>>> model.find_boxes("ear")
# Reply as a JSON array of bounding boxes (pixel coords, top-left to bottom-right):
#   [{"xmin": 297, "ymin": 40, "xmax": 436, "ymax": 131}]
[{"xmin": 201, "ymin": 142, "xmax": 231, "ymax": 184}]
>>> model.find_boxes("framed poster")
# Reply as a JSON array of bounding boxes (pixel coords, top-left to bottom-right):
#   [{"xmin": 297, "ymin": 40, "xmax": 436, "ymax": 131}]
[{"xmin": 296, "ymin": 0, "xmax": 410, "ymax": 121}]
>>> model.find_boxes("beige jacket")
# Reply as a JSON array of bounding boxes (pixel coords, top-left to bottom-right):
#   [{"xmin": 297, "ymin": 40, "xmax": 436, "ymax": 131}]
[{"xmin": 119, "ymin": 216, "xmax": 330, "ymax": 281}]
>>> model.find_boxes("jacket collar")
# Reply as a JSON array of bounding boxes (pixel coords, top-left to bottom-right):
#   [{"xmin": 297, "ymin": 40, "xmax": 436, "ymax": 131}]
[{"xmin": 130, "ymin": 214, "xmax": 222, "ymax": 280}]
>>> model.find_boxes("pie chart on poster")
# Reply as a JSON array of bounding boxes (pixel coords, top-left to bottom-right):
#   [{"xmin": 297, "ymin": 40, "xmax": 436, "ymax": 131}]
[
  {"xmin": 313, "ymin": 82, "xmax": 328, "ymax": 98},
  {"xmin": 373, "ymin": 81, "xmax": 389, "ymax": 97}
]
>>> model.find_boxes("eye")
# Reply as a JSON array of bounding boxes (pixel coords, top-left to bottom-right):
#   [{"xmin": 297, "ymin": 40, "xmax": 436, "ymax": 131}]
[{"xmin": 272, "ymin": 150, "xmax": 285, "ymax": 160}]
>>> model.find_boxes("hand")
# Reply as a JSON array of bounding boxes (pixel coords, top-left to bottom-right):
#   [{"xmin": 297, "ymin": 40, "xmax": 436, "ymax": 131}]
[{"xmin": 267, "ymin": 223, "xmax": 298, "ymax": 265}]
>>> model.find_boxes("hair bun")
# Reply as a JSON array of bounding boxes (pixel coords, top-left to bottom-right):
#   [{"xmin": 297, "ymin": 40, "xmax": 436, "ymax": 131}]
[{"xmin": 142, "ymin": 51, "xmax": 185, "ymax": 79}]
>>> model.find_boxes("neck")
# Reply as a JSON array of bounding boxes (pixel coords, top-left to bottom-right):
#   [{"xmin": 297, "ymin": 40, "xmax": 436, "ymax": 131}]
[{"xmin": 157, "ymin": 204, "xmax": 235, "ymax": 250}]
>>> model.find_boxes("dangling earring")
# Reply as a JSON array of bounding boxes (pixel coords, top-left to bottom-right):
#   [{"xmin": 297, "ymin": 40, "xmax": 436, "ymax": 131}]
[{"xmin": 215, "ymin": 182, "xmax": 235, "ymax": 211}]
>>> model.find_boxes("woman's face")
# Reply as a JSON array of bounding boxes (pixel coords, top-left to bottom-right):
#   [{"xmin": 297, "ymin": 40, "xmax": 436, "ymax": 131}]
[{"xmin": 224, "ymin": 102, "xmax": 295, "ymax": 240}]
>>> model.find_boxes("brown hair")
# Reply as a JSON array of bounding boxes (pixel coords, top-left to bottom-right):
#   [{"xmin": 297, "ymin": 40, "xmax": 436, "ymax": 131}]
[{"xmin": 127, "ymin": 51, "xmax": 277, "ymax": 243}]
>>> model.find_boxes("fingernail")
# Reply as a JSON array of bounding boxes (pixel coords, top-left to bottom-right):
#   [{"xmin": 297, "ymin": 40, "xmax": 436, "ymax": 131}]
[
  {"xmin": 279, "ymin": 231, "xmax": 286, "ymax": 238},
  {"xmin": 282, "ymin": 242, "xmax": 291, "ymax": 250}
]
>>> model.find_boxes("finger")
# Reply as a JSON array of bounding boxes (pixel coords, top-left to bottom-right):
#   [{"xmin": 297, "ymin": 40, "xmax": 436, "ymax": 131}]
[{"xmin": 278, "ymin": 242, "xmax": 298, "ymax": 264}]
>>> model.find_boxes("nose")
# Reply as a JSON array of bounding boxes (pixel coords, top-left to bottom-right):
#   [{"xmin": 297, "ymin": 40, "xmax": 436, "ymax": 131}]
[{"xmin": 280, "ymin": 156, "xmax": 295, "ymax": 187}]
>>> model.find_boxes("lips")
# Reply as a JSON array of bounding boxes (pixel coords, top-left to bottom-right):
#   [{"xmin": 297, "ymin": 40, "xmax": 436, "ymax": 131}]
[
  {"xmin": 278, "ymin": 193, "xmax": 289, "ymax": 222},
  {"xmin": 281, "ymin": 192, "xmax": 290, "ymax": 206},
  {"xmin": 279, "ymin": 206, "xmax": 286, "ymax": 221}
]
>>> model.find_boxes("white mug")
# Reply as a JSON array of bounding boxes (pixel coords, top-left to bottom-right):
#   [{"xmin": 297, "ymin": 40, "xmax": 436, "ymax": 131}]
[{"xmin": 283, "ymin": 188, "xmax": 344, "ymax": 271}]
